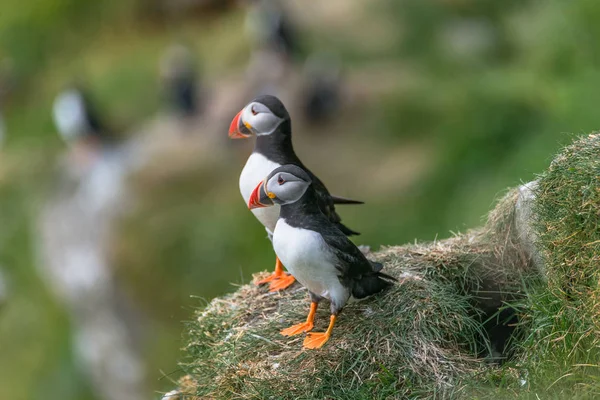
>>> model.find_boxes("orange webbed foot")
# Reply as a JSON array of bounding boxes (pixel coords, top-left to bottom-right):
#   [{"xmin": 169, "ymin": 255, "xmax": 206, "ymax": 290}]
[
  {"xmin": 303, "ymin": 314, "xmax": 336, "ymax": 349},
  {"xmin": 268, "ymin": 273, "xmax": 296, "ymax": 292},
  {"xmin": 303, "ymin": 332, "xmax": 331, "ymax": 349},
  {"xmin": 255, "ymin": 257, "xmax": 290, "ymax": 288},
  {"xmin": 283, "ymin": 302, "xmax": 318, "ymax": 337},
  {"xmin": 255, "ymin": 273, "xmax": 279, "ymax": 285},
  {"xmin": 280, "ymin": 321, "xmax": 314, "ymax": 337}
]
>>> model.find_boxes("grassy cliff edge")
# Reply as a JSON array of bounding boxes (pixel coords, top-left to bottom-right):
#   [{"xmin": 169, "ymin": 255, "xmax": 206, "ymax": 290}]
[{"xmin": 167, "ymin": 134, "xmax": 599, "ymax": 399}]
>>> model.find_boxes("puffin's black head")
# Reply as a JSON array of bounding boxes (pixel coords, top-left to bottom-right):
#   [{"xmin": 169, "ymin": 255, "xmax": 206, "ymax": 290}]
[
  {"xmin": 248, "ymin": 164, "xmax": 311, "ymax": 209},
  {"xmin": 229, "ymin": 95, "xmax": 291, "ymax": 139}
]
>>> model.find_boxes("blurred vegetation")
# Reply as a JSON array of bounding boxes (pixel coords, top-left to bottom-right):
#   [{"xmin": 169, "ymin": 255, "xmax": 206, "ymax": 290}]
[{"xmin": 1, "ymin": 0, "xmax": 600, "ymax": 399}]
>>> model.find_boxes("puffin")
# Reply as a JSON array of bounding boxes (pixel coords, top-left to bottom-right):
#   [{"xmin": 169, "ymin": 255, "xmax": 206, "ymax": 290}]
[
  {"xmin": 248, "ymin": 164, "xmax": 395, "ymax": 349},
  {"xmin": 229, "ymin": 95, "xmax": 362, "ymax": 291},
  {"xmin": 301, "ymin": 52, "xmax": 342, "ymax": 125},
  {"xmin": 52, "ymin": 84, "xmax": 109, "ymax": 143},
  {"xmin": 159, "ymin": 44, "xmax": 201, "ymax": 117},
  {"xmin": 245, "ymin": 0, "xmax": 300, "ymax": 62}
]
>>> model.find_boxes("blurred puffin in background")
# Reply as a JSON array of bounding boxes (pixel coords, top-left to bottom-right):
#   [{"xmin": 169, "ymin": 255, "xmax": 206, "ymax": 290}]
[
  {"xmin": 248, "ymin": 165, "xmax": 395, "ymax": 348},
  {"xmin": 300, "ymin": 52, "xmax": 343, "ymax": 126},
  {"xmin": 229, "ymin": 95, "xmax": 362, "ymax": 291},
  {"xmin": 244, "ymin": 0, "xmax": 301, "ymax": 92},
  {"xmin": 52, "ymin": 83, "xmax": 109, "ymax": 144},
  {"xmin": 52, "ymin": 83, "xmax": 117, "ymax": 174},
  {"xmin": 245, "ymin": 0, "xmax": 300, "ymax": 63},
  {"xmin": 159, "ymin": 44, "xmax": 202, "ymax": 118}
]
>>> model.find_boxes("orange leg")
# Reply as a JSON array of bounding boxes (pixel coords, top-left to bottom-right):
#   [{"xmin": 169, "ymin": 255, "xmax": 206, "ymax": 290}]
[
  {"xmin": 255, "ymin": 257, "xmax": 296, "ymax": 291},
  {"xmin": 303, "ymin": 314, "xmax": 337, "ymax": 349},
  {"xmin": 281, "ymin": 302, "xmax": 318, "ymax": 336},
  {"xmin": 255, "ymin": 257, "xmax": 284, "ymax": 284}
]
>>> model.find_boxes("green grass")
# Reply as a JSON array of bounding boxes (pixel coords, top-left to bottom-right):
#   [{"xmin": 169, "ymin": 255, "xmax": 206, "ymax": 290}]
[{"xmin": 512, "ymin": 133, "xmax": 600, "ymax": 396}]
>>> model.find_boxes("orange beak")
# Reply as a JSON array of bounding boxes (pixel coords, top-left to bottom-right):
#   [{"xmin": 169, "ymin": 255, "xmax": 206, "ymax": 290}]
[
  {"xmin": 248, "ymin": 180, "xmax": 273, "ymax": 209},
  {"xmin": 229, "ymin": 110, "xmax": 251, "ymax": 139}
]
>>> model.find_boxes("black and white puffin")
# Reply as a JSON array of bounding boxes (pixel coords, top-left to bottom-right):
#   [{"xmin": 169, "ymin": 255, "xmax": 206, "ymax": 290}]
[
  {"xmin": 301, "ymin": 52, "xmax": 342, "ymax": 125},
  {"xmin": 52, "ymin": 84, "xmax": 109, "ymax": 143},
  {"xmin": 245, "ymin": 0, "xmax": 300, "ymax": 62},
  {"xmin": 159, "ymin": 44, "xmax": 201, "ymax": 117},
  {"xmin": 229, "ymin": 95, "xmax": 362, "ymax": 292},
  {"xmin": 248, "ymin": 164, "xmax": 395, "ymax": 348}
]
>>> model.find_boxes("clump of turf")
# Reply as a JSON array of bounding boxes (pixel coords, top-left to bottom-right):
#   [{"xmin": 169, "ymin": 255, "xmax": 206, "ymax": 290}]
[
  {"xmin": 180, "ymin": 251, "xmax": 484, "ymax": 399},
  {"xmin": 513, "ymin": 133, "xmax": 600, "ymax": 394}
]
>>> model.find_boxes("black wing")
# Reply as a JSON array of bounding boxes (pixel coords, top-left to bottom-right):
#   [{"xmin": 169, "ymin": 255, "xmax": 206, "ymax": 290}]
[
  {"xmin": 318, "ymin": 225, "xmax": 395, "ymax": 298},
  {"xmin": 303, "ymin": 168, "xmax": 361, "ymax": 236},
  {"xmin": 315, "ymin": 223, "xmax": 376, "ymax": 278}
]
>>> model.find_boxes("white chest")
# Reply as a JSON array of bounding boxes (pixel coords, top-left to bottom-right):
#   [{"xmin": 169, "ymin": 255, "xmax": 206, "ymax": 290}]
[
  {"xmin": 239, "ymin": 152, "xmax": 281, "ymax": 233},
  {"xmin": 273, "ymin": 219, "xmax": 349, "ymax": 305}
]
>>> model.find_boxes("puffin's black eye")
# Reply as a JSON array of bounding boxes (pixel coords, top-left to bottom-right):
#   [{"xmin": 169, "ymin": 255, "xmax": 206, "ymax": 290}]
[
  {"xmin": 277, "ymin": 175, "xmax": 285, "ymax": 185},
  {"xmin": 251, "ymin": 106, "xmax": 258, "ymax": 116}
]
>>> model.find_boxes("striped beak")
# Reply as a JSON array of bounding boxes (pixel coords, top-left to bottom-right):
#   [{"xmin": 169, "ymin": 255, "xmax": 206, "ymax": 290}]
[
  {"xmin": 229, "ymin": 109, "xmax": 252, "ymax": 139},
  {"xmin": 248, "ymin": 180, "xmax": 274, "ymax": 209}
]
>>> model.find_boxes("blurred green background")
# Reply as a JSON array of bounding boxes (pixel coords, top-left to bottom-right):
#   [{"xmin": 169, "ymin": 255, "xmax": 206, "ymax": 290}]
[{"xmin": 1, "ymin": 0, "xmax": 600, "ymax": 399}]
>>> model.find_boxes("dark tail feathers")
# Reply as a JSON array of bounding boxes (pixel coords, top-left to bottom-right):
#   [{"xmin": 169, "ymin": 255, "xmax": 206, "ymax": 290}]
[
  {"xmin": 351, "ymin": 271, "xmax": 396, "ymax": 300},
  {"xmin": 331, "ymin": 195, "xmax": 364, "ymax": 205},
  {"xmin": 337, "ymin": 222, "xmax": 360, "ymax": 237},
  {"xmin": 369, "ymin": 260, "xmax": 397, "ymax": 282}
]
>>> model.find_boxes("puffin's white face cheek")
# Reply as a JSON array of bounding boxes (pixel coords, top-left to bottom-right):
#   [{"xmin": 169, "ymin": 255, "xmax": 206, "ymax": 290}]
[
  {"xmin": 266, "ymin": 173, "xmax": 310, "ymax": 205},
  {"xmin": 242, "ymin": 102, "xmax": 283, "ymax": 136}
]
